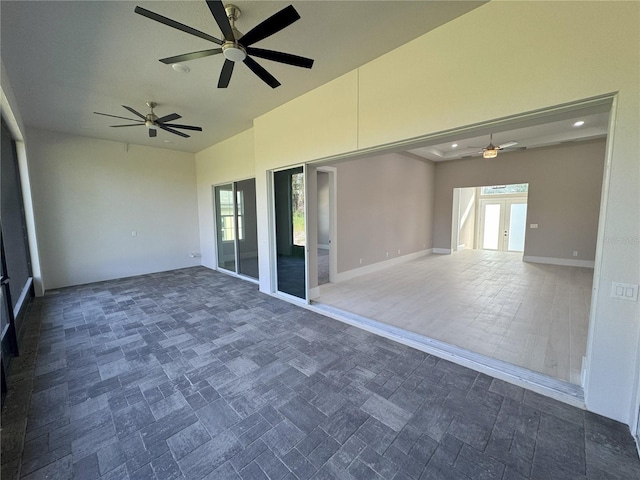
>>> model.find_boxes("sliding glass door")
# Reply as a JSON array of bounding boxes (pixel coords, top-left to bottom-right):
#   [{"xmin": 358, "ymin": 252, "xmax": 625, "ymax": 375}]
[
  {"xmin": 274, "ymin": 167, "xmax": 306, "ymax": 299},
  {"xmin": 214, "ymin": 179, "xmax": 258, "ymax": 280}
]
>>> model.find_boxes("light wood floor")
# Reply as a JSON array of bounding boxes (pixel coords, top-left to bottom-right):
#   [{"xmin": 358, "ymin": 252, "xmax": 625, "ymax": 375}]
[{"xmin": 315, "ymin": 249, "xmax": 593, "ymax": 385}]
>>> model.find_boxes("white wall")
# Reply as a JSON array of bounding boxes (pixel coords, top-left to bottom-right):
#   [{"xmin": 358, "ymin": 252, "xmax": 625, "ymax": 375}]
[
  {"xmin": 27, "ymin": 128, "xmax": 200, "ymax": 289},
  {"xmin": 195, "ymin": 129, "xmax": 255, "ymax": 270},
  {"xmin": 230, "ymin": 1, "xmax": 640, "ymax": 426}
]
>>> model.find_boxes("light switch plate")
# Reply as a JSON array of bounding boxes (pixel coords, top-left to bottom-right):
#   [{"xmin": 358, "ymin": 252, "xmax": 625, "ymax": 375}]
[{"xmin": 610, "ymin": 282, "xmax": 639, "ymax": 301}]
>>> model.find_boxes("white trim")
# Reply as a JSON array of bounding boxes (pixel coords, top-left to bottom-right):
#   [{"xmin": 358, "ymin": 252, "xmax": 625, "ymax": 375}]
[
  {"xmin": 13, "ymin": 277, "xmax": 33, "ymax": 318},
  {"xmin": 335, "ymin": 249, "xmax": 432, "ymax": 283},
  {"xmin": 307, "ymin": 302, "xmax": 585, "ymax": 408},
  {"xmin": 318, "ymin": 244, "xmax": 330, "ymax": 250},
  {"xmin": 523, "ymin": 255, "xmax": 595, "ymax": 268},
  {"xmin": 432, "ymin": 248, "xmax": 451, "ymax": 255}
]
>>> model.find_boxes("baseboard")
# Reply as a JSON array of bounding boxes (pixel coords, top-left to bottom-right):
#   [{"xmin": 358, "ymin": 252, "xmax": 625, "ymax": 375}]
[
  {"xmin": 433, "ymin": 248, "xmax": 451, "ymax": 255},
  {"xmin": 318, "ymin": 244, "xmax": 330, "ymax": 250},
  {"xmin": 523, "ymin": 255, "xmax": 595, "ymax": 268},
  {"xmin": 335, "ymin": 249, "xmax": 432, "ymax": 283}
]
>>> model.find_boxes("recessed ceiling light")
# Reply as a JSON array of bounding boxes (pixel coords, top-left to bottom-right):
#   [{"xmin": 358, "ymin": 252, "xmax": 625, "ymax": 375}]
[
  {"xmin": 163, "ymin": 140, "xmax": 173, "ymax": 143},
  {"xmin": 171, "ymin": 63, "xmax": 190, "ymax": 73},
  {"xmin": 451, "ymin": 143, "xmax": 458, "ymax": 148},
  {"xmin": 573, "ymin": 120, "xmax": 585, "ymax": 127}
]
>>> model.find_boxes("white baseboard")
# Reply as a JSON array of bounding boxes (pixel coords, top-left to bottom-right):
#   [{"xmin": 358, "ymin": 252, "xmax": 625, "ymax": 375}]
[
  {"xmin": 335, "ymin": 249, "xmax": 432, "ymax": 283},
  {"xmin": 433, "ymin": 248, "xmax": 451, "ymax": 255},
  {"xmin": 523, "ymin": 255, "xmax": 595, "ymax": 268},
  {"xmin": 318, "ymin": 244, "xmax": 330, "ymax": 250}
]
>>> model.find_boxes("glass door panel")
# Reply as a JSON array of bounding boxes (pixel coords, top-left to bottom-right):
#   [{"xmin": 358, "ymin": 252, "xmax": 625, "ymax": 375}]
[
  {"xmin": 481, "ymin": 203, "xmax": 502, "ymax": 250},
  {"xmin": 274, "ymin": 167, "xmax": 306, "ymax": 299},
  {"xmin": 507, "ymin": 203, "xmax": 527, "ymax": 252},
  {"xmin": 215, "ymin": 184, "xmax": 236, "ymax": 272},
  {"xmin": 236, "ymin": 179, "xmax": 259, "ymax": 279}
]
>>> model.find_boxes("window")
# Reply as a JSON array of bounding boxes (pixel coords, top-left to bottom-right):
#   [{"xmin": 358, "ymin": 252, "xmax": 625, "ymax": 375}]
[
  {"xmin": 480, "ymin": 184, "xmax": 529, "ymax": 195},
  {"xmin": 218, "ymin": 188, "xmax": 235, "ymax": 241}
]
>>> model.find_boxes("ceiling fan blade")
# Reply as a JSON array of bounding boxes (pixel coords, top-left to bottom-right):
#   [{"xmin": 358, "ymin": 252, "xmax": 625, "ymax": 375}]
[
  {"xmin": 122, "ymin": 105, "xmax": 146, "ymax": 120},
  {"xmin": 206, "ymin": 0, "xmax": 235, "ymax": 42},
  {"xmin": 156, "ymin": 113, "xmax": 181, "ymax": 123},
  {"xmin": 149, "ymin": 128, "xmax": 157, "ymax": 138},
  {"xmin": 218, "ymin": 59, "xmax": 235, "ymax": 88},
  {"xmin": 162, "ymin": 123, "xmax": 202, "ymax": 132},
  {"xmin": 160, "ymin": 49, "xmax": 223, "ymax": 65},
  {"xmin": 94, "ymin": 112, "xmax": 142, "ymax": 122},
  {"xmin": 162, "ymin": 124, "xmax": 203, "ymax": 131},
  {"xmin": 134, "ymin": 6, "xmax": 223, "ymax": 45},
  {"xmin": 110, "ymin": 124, "xmax": 145, "ymax": 127},
  {"xmin": 246, "ymin": 48, "xmax": 313, "ymax": 69},
  {"xmin": 243, "ymin": 57, "xmax": 281, "ymax": 88},
  {"xmin": 497, "ymin": 141, "xmax": 518, "ymax": 149},
  {"xmin": 239, "ymin": 5, "xmax": 300, "ymax": 47},
  {"xmin": 159, "ymin": 125, "xmax": 190, "ymax": 138}
]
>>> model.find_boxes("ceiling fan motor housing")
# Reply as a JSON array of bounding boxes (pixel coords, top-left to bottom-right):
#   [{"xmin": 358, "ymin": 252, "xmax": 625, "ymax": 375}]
[{"xmin": 222, "ymin": 4, "xmax": 246, "ymax": 61}]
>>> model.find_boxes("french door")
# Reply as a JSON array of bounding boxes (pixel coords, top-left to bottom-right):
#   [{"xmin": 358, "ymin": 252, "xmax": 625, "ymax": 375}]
[{"xmin": 479, "ymin": 199, "xmax": 528, "ymax": 252}]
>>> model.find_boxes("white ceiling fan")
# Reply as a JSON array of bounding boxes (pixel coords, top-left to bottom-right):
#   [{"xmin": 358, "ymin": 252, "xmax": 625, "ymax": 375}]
[{"xmin": 470, "ymin": 134, "xmax": 519, "ymax": 158}]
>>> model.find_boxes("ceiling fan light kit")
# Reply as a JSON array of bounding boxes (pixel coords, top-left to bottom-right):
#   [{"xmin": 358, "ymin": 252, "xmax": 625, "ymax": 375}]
[
  {"xmin": 483, "ymin": 148, "xmax": 499, "ymax": 159},
  {"xmin": 477, "ymin": 134, "xmax": 518, "ymax": 158}
]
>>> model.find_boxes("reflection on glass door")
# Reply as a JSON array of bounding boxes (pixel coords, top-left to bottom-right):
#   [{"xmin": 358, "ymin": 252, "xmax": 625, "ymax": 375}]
[
  {"xmin": 507, "ymin": 203, "xmax": 527, "ymax": 251},
  {"xmin": 479, "ymin": 199, "xmax": 527, "ymax": 252},
  {"xmin": 215, "ymin": 184, "xmax": 236, "ymax": 272},
  {"xmin": 214, "ymin": 180, "xmax": 259, "ymax": 279},
  {"xmin": 274, "ymin": 167, "xmax": 306, "ymax": 299},
  {"xmin": 236, "ymin": 179, "xmax": 259, "ymax": 279},
  {"xmin": 481, "ymin": 203, "xmax": 502, "ymax": 250}
]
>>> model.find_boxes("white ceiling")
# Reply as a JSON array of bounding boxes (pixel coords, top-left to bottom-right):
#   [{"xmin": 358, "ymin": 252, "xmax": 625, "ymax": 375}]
[
  {"xmin": 407, "ymin": 111, "xmax": 610, "ymax": 162},
  {"xmin": 1, "ymin": 0, "xmax": 486, "ymax": 153}
]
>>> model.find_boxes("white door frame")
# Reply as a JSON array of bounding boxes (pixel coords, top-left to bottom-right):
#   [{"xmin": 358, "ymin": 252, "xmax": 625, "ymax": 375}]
[
  {"xmin": 478, "ymin": 197, "xmax": 528, "ymax": 252},
  {"xmin": 270, "ymin": 165, "xmax": 308, "ymax": 304}
]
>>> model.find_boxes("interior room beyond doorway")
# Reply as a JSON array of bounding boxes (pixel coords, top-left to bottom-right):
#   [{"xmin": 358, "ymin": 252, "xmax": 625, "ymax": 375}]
[{"xmin": 316, "ymin": 249, "xmax": 592, "ymax": 385}]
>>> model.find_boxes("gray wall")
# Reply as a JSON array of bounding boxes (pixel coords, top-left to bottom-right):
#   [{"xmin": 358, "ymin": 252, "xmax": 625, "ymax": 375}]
[
  {"xmin": 335, "ymin": 152, "xmax": 435, "ymax": 273},
  {"xmin": 433, "ymin": 139, "xmax": 606, "ymax": 261}
]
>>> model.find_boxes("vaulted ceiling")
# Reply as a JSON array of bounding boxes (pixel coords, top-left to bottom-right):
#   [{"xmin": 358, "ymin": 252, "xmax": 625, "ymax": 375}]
[{"xmin": 1, "ymin": 1, "xmax": 486, "ymax": 153}]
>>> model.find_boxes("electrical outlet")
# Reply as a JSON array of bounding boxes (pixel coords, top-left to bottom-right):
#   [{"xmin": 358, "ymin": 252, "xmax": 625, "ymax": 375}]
[
  {"xmin": 386, "ymin": 252, "xmax": 389, "ymax": 258},
  {"xmin": 530, "ymin": 224, "xmax": 538, "ymax": 229},
  {"xmin": 359, "ymin": 258, "xmax": 362, "ymax": 265},
  {"xmin": 131, "ymin": 230, "xmax": 137, "ymax": 237},
  {"xmin": 572, "ymin": 251, "xmax": 578, "ymax": 257},
  {"xmin": 397, "ymin": 249, "xmax": 401, "ymax": 255}
]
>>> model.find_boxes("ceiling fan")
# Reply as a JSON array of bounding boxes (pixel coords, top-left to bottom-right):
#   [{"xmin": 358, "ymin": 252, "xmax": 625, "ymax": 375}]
[
  {"xmin": 134, "ymin": 1, "xmax": 314, "ymax": 89},
  {"xmin": 93, "ymin": 102, "xmax": 203, "ymax": 138},
  {"xmin": 468, "ymin": 134, "xmax": 519, "ymax": 158}
]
